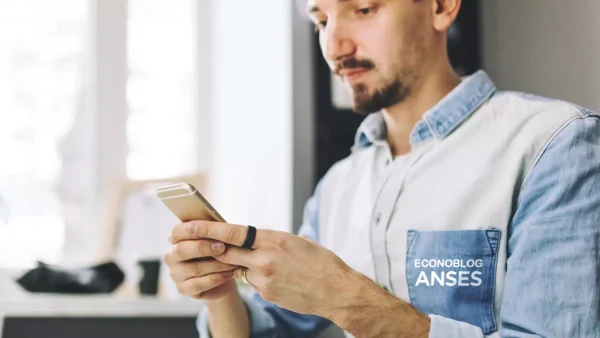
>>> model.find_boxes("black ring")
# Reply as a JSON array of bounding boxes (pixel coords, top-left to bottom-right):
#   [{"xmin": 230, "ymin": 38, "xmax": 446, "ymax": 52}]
[{"xmin": 242, "ymin": 225, "xmax": 256, "ymax": 249}]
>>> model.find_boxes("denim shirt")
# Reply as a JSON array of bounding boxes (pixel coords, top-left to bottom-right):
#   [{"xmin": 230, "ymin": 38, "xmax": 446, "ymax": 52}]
[{"xmin": 198, "ymin": 70, "xmax": 600, "ymax": 337}]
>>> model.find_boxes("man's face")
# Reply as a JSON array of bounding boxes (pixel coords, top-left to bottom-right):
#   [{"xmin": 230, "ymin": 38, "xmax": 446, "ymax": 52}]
[{"xmin": 307, "ymin": 0, "xmax": 432, "ymax": 115}]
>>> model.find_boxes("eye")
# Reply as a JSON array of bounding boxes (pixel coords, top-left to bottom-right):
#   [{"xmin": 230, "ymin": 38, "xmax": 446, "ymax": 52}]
[{"xmin": 357, "ymin": 6, "xmax": 377, "ymax": 16}]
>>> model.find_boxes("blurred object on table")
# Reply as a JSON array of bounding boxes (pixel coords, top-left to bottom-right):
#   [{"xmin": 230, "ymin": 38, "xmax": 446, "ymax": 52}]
[
  {"xmin": 15, "ymin": 261, "xmax": 124, "ymax": 294},
  {"xmin": 138, "ymin": 259, "xmax": 161, "ymax": 296}
]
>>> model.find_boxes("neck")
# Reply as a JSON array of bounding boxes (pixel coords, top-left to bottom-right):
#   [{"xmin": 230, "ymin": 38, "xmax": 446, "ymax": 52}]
[{"xmin": 382, "ymin": 57, "xmax": 461, "ymax": 157}]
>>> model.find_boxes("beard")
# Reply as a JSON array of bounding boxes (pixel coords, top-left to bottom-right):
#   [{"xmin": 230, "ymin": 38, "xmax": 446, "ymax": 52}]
[
  {"xmin": 350, "ymin": 77, "xmax": 409, "ymax": 115},
  {"xmin": 333, "ymin": 57, "xmax": 413, "ymax": 115}
]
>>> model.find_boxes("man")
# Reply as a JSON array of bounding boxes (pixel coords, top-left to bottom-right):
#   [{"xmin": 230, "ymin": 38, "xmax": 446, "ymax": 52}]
[{"xmin": 164, "ymin": 0, "xmax": 600, "ymax": 337}]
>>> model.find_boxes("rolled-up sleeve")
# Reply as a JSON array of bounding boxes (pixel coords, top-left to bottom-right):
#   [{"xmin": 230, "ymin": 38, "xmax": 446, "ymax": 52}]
[
  {"xmin": 429, "ymin": 113, "xmax": 600, "ymax": 337},
  {"xmin": 197, "ymin": 179, "xmax": 332, "ymax": 337}
]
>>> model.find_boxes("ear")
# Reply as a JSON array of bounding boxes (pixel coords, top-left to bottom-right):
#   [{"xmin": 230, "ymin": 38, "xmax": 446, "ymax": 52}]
[{"xmin": 431, "ymin": 0, "xmax": 461, "ymax": 32}]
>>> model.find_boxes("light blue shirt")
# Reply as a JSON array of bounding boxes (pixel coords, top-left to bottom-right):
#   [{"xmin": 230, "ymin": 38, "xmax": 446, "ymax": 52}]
[{"xmin": 198, "ymin": 70, "xmax": 600, "ymax": 337}]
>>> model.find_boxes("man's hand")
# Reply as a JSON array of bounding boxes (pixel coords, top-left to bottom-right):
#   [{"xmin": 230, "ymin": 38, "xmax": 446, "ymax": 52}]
[
  {"xmin": 171, "ymin": 221, "xmax": 432, "ymax": 337},
  {"xmin": 170, "ymin": 220, "xmax": 356, "ymax": 318},
  {"xmin": 163, "ymin": 229, "xmax": 240, "ymax": 301}
]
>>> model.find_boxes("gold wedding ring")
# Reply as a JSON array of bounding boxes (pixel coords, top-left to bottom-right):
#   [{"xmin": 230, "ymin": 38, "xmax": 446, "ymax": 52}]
[{"xmin": 240, "ymin": 267, "xmax": 250, "ymax": 284}]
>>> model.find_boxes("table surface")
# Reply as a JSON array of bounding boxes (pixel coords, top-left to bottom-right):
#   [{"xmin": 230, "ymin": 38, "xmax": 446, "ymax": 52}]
[{"xmin": 0, "ymin": 294, "xmax": 204, "ymax": 338}]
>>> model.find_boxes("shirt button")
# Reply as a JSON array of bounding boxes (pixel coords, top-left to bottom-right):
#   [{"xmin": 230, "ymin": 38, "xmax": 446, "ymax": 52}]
[
  {"xmin": 375, "ymin": 213, "xmax": 381, "ymax": 224},
  {"xmin": 385, "ymin": 159, "xmax": 390, "ymax": 166}
]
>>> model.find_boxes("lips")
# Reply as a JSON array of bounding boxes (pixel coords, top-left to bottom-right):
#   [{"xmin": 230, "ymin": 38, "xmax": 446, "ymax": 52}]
[{"xmin": 341, "ymin": 68, "xmax": 371, "ymax": 83}]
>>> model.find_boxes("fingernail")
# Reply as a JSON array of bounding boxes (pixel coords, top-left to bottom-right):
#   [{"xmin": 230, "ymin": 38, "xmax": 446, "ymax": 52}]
[
  {"xmin": 211, "ymin": 242, "xmax": 225, "ymax": 253},
  {"xmin": 222, "ymin": 270, "xmax": 234, "ymax": 277},
  {"xmin": 185, "ymin": 222, "xmax": 196, "ymax": 234}
]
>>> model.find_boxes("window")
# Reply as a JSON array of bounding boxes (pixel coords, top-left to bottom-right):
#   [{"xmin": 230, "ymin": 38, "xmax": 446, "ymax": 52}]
[
  {"xmin": 0, "ymin": 0, "xmax": 88, "ymax": 268},
  {"xmin": 127, "ymin": 0, "xmax": 197, "ymax": 180},
  {"xmin": 0, "ymin": 0, "xmax": 200, "ymax": 268}
]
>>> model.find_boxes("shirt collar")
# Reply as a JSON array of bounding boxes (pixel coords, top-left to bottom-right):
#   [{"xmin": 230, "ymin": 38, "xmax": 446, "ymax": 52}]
[{"xmin": 353, "ymin": 69, "xmax": 497, "ymax": 150}]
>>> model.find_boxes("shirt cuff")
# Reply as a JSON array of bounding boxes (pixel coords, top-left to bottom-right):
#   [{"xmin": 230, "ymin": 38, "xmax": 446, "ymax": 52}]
[
  {"xmin": 196, "ymin": 293, "xmax": 277, "ymax": 338},
  {"xmin": 428, "ymin": 314, "xmax": 485, "ymax": 338},
  {"xmin": 197, "ymin": 305, "xmax": 212, "ymax": 338}
]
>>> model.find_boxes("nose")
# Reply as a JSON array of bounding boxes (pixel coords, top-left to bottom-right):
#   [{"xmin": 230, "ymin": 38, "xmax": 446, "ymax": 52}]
[{"xmin": 322, "ymin": 20, "xmax": 356, "ymax": 62}]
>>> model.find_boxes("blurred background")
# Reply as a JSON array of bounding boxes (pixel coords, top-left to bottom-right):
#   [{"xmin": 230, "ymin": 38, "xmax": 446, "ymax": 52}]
[{"xmin": 0, "ymin": 0, "xmax": 599, "ymax": 337}]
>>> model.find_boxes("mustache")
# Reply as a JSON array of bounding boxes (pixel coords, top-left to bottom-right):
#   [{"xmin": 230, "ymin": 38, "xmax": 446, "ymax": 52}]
[{"xmin": 333, "ymin": 58, "xmax": 375, "ymax": 76}]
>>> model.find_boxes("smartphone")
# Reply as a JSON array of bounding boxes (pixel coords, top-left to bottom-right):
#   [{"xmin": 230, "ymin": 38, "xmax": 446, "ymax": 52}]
[{"xmin": 155, "ymin": 183, "xmax": 225, "ymax": 223}]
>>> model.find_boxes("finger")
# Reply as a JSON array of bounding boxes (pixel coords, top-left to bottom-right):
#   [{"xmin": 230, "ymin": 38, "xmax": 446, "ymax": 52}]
[
  {"xmin": 212, "ymin": 245, "xmax": 258, "ymax": 268},
  {"xmin": 169, "ymin": 259, "xmax": 237, "ymax": 282},
  {"xmin": 170, "ymin": 239, "xmax": 227, "ymax": 262},
  {"xmin": 177, "ymin": 272, "xmax": 234, "ymax": 298},
  {"xmin": 171, "ymin": 221, "xmax": 271, "ymax": 248}
]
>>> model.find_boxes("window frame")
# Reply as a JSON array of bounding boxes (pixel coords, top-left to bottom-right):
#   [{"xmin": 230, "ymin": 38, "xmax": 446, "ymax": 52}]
[{"xmin": 0, "ymin": 0, "xmax": 207, "ymax": 268}]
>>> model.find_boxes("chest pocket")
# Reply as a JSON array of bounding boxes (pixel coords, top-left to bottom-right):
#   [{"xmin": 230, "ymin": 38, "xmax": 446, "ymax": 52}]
[{"xmin": 405, "ymin": 229, "xmax": 501, "ymax": 335}]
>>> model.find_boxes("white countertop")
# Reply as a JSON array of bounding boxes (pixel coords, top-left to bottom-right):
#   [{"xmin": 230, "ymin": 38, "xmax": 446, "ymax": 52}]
[
  {"xmin": 0, "ymin": 267, "xmax": 204, "ymax": 318},
  {"xmin": 0, "ymin": 295, "xmax": 204, "ymax": 338},
  {"xmin": 0, "ymin": 294, "xmax": 204, "ymax": 317}
]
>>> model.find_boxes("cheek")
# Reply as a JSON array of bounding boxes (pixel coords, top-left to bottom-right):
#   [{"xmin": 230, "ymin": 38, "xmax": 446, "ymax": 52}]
[
  {"xmin": 354, "ymin": 25, "xmax": 396, "ymax": 68},
  {"xmin": 380, "ymin": 34, "xmax": 423, "ymax": 75}
]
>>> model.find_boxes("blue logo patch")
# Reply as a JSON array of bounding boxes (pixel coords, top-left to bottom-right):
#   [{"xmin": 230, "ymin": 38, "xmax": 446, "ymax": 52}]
[{"xmin": 406, "ymin": 229, "xmax": 501, "ymax": 335}]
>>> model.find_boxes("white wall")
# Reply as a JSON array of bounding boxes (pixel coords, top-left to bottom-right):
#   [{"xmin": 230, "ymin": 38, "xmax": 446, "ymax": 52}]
[
  {"xmin": 207, "ymin": 0, "xmax": 297, "ymax": 232},
  {"xmin": 481, "ymin": 0, "xmax": 600, "ymax": 111},
  {"xmin": 195, "ymin": 0, "xmax": 213, "ymax": 174}
]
